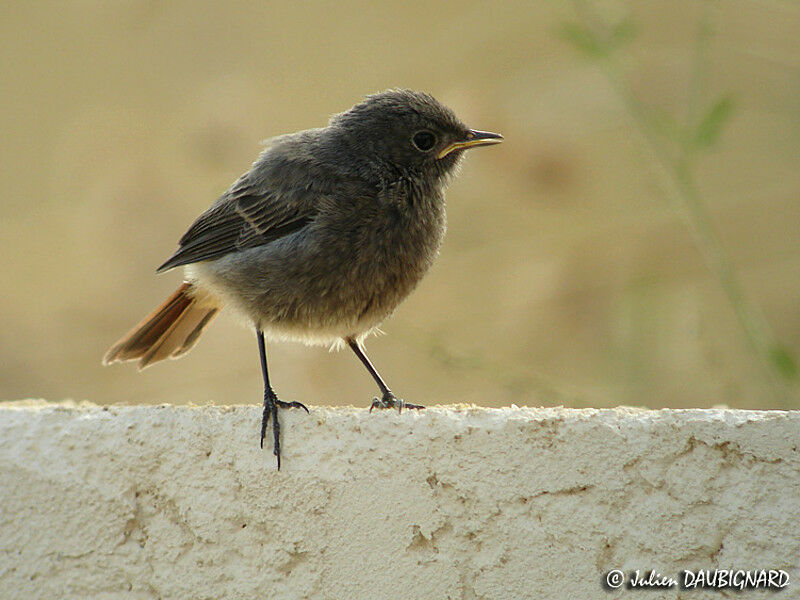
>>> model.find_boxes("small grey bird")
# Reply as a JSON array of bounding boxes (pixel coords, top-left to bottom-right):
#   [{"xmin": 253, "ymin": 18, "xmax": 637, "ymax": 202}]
[{"xmin": 104, "ymin": 89, "xmax": 503, "ymax": 468}]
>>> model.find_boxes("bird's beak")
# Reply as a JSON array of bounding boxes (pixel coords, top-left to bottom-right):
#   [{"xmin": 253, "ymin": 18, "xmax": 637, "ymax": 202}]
[{"xmin": 437, "ymin": 129, "xmax": 504, "ymax": 159}]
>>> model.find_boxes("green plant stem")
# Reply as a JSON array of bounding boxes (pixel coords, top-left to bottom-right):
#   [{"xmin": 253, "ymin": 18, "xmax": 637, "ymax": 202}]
[
  {"xmin": 594, "ymin": 48, "xmax": 790, "ymax": 402},
  {"xmin": 684, "ymin": 7, "xmax": 713, "ymax": 143}
]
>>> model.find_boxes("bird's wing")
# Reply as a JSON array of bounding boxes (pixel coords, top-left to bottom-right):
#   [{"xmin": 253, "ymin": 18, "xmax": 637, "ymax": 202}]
[{"xmin": 156, "ymin": 173, "xmax": 317, "ymax": 272}]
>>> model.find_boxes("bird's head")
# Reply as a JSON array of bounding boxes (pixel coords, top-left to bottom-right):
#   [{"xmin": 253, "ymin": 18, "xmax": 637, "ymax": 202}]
[{"xmin": 328, "ymin": 89, "xmax": 503, "ymax": 182}]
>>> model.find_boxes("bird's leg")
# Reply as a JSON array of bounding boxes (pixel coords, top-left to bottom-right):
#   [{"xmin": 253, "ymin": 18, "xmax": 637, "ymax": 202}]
[
  {"xmin": 257, "ymin": 330, "xmax": 308, "ymax": 470},
  {"xmin": 346, "ymin": 337, "xmax": 424, "ymax": 413}
]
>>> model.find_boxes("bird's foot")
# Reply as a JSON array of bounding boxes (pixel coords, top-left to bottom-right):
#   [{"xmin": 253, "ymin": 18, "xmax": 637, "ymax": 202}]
[
  {"xmin": 275, "ymin": 399, "xmax": 309, "ymax": 412},
  {"xmin": 369, "ymin": 390, "xmax": 425, "ymax": 413},
  {"xmin": 260, "ymin": 390, "xmax": 309, "ymax": 470}
]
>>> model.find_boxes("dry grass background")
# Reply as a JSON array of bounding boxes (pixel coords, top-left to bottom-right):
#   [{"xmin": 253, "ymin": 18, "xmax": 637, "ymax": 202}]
[{"xmin": 1, "ymin": 1, "xmax": 798, "ymax": 410}]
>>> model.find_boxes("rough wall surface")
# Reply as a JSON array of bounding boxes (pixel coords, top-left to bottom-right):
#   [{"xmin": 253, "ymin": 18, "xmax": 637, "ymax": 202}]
[{"xmin": 0, "ymin": 401, "xmax": 798, "ymax": 600}]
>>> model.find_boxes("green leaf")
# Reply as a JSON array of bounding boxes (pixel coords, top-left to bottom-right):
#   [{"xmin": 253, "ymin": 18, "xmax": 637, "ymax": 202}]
[
  {"xmin": 559, "ymin": 22, "xmax": 605, "ymax": 58},
  {"xmin": 769, "ymin": 344, "xmax": 798, "ymax": 380},
  {"xmin": 694, "ymin": 95, "xmax": 735, "ymax": 149},
  {"xmin": 608, "ymin": 18, "xmax": 637, "ymax": 50}
]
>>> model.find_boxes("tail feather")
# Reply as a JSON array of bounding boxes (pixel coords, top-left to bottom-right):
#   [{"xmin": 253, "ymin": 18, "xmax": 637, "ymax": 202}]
[{"xmin": 103, "ymin": 282, "xmax": 219, "ymax": 370}]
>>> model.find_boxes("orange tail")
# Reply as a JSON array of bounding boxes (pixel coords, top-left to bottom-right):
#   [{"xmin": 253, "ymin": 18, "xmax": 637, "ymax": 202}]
[{"xmin": 103, "ymin": 282, "xmax": 219, "ymax": 370}]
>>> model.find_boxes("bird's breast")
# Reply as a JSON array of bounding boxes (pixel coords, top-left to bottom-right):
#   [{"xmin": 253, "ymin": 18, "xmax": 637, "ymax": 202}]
[{"xmin": 358, "ymin": 190, "xmax": 446, "ymax": 291}]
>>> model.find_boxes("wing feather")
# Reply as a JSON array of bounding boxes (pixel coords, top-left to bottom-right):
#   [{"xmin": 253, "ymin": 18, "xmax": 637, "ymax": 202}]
[{"xmin": 157, "ymin": 175, "xmax": 316, "ymax": 273}]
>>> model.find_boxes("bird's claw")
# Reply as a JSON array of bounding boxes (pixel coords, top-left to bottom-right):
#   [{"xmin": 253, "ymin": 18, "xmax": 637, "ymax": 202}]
[
  {"xmin": 275, "ymin": 400, "xmax": 309, "ymax": 413},
  {"xmin": 369, "ymin": 391, "xmax": 425, "ymax": 413},
  {"xmin": 260, "ymin": 391, "xmax": 309, "ymax": 470}
]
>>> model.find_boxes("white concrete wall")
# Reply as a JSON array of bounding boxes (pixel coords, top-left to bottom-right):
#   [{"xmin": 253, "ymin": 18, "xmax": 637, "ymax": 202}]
[{"xmin": 1, "ymin": 401, "xmax": 798, "ymax": 599}]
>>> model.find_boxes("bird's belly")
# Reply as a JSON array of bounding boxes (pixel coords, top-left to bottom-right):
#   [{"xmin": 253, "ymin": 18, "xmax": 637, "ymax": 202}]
[{"xmin": 185, "ymin": 229, "xmax": 439, "ymax": 345}]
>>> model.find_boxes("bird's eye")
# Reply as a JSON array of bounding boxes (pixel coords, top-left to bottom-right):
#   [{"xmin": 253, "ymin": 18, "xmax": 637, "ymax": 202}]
[{"xmin": 412, "ymin": 131, "xmax": 437, "ymax": 152}]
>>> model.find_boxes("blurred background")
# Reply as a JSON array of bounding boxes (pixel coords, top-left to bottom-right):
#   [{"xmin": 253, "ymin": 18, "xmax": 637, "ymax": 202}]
[{"xmin": 2, "ymin": 1, "xmax": 798, "ymax": 410}]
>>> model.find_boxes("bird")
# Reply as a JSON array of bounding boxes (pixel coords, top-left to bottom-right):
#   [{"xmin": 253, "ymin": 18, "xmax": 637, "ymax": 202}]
[{"xmin": 103, "ymin": 89, "xmax": 503, "ymax": 469}]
